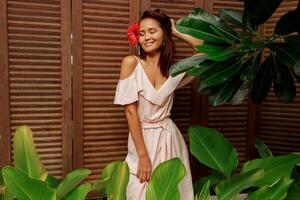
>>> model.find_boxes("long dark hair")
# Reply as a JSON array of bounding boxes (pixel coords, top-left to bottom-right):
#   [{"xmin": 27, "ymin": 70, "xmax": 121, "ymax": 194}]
[{"xmin": 139, "ymin": 9, "xmax": 174, "ymax": 77}]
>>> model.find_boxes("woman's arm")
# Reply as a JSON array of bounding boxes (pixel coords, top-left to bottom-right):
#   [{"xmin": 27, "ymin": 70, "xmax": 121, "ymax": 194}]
[
  {"xmin": 171, "ymin": 19, "xmax": 204, "ymax": 48},
  {"xmin": 119, "ymin": 56, "xmax": 152, "ymax": 183}
]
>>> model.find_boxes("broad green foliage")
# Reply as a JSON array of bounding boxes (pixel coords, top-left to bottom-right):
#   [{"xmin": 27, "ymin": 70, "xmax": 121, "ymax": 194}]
[
  {"xmin": 215, "ymin": 168, "xmax": 264, "ymax": 200},
  {"xmin": 190, "ymin": 126, "xmax": 300, "ymax": 199},
  {"xmin": 146, "ymin": 158, "xmax": 186, "ymax": 200},
  {"xmin": 2, "ymin": 167, "xmax": 56, "ymax": 200},
  {"xmin": 13, "ymin": 125, "xmax": 47, "ymax": 181},
  {"xmin": 171, "ymin": 3, "xmax": 300, "ymax": 106},
  {"xmin": 1, "ymin": 126, "xmax": 92, "ymax": 200},
  {"xmin": 56, "ymin": 168, "xmax": 91, "ymax": 199},
  {"xmin": 99, "ymin": 161, "xmax": 129, "ymax": 200},
  {"xmin": 189, "ymin": 126, "xmax": 238, "ymax": 177},
  {"xmin": 248, "ymin": 176, "xmax": 293, "ymax": 200}
]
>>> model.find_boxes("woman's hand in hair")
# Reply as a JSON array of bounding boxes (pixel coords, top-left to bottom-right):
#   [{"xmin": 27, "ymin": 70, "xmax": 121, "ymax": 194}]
[{"xmin": 171, "ymin": 19, "xmax": 180, "ymax": 38}]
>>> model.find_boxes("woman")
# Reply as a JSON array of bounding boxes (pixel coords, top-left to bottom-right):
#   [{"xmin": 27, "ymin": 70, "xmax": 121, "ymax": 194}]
[{"xmin": 114, "ymin": 9, "xmax": 203, "ymax": 200}]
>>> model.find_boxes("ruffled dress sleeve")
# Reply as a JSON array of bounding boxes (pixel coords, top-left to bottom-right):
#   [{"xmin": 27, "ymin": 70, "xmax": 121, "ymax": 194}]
[{"xmin": 114, "ymin": 71, "xmax": 139, "ymax": 105}]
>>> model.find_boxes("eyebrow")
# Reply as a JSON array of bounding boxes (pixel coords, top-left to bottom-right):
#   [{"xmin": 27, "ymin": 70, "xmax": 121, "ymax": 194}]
[{"xmin": 139, "ymin": 28, "xmax": 157, "ymax": 32}]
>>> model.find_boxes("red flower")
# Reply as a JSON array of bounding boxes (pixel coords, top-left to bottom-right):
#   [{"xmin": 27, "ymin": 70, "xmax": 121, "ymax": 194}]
[{"xmin": 127, "ymin": 23, "xmax": 139, "ymax": 45}]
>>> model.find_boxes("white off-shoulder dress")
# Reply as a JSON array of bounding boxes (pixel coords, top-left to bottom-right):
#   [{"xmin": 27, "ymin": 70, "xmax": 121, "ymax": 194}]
[{"xmin": 114, "ymin": 57, "xmax": 194, "ymax": 200}]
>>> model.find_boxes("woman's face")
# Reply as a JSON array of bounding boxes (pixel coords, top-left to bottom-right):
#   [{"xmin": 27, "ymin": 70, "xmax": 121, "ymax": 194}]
[{"xmin": 138, "ymin": 18, "xmax": 164, "ymax": 54}]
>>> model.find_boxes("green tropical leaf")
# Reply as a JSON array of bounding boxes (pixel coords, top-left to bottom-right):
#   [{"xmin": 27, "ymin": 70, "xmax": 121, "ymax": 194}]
[
  {"xmin": 189, "ymin": 126, "xmax": 238, "ymax": 177},
  {"xmin": 45, "ymin": 175, "xmax": 62, "ymax": 189},
  {"xmin": 219, "ymin": 8, "xmax": 243, "ymax": 28},
  {"xmin": 193, "ymin": 170, "xmax": 225, "ymax": 195},
  {"xmin": 169, "ymin": 55, "xmax": 207, "ymax": 77},
  {"xmin": 250, "ymin": 56, "xmax": 272, "ymax": 105},
  {"xmin": 247, "ymin": 0, "xmax": 283, "ymax": 26},
  {"xmin": 275, "ymin": 10, "xmax": 300, "ymax": 35},
  {"xmin": 255, "ymin": 138, "xmax": 273, "ymax": 158},
  {"xmin": 209, "ymin": 72, "xmax": 244, "ymax": 106},
  {"xmin": 286, "ymin": 183, "xmax": 300, "ymax": 200},
  {"xmin": 2, "ymin": 167, "xmax": 55, "ymax": 200},
  {"xmin": 195, "ymin": 44, "xmax": 241, "ymax": 61},
  {"xmin": 268, "ymin": 43, "xmax": 300, "ymax": 70},
  {"xmin": 176, "ymin": 17, "xmax": 227, "ymax": 43},
  {"xmin": 102, "ymin": 161, "xmax": 129, "ymax": 200},
  {"xmin": 285, "ymin": 35, "xmax": 300, "ymax": 46},
  {"xmin": 13, "ymin": 125, "xmax": 47, "ymax": 180},
  {"xmin": 209, "ymin": 25, "xmax": 240, "ymax": 45},
  {"xmin": 146, "ymin": 158, "xmax": 186, "ymax": 200},
  {"xmin": 0, "ymin": 192, "xmax": 14, "ymax": 200},
  {"xmin": 189, "ymin": 8, "xmax": 239, "ymax": 40},
  {"xmin": 64, "ymin": 183, "xmax": 92, "ymax": 200},
  {"xmin": 93, "ymin": 179, "xmax": 105, "ymax": 193},
  {"xmin": 271, "ymin": 55, "xmax": 296, "ymax": 103},
  {"xmin": 241, "ymin": 154, "xmax": 300, "ymax": 187},
  {"xmin": 249, "ymin": 176, "xmax": 293, "ymax": 200},
  {"xmin": 215, "ymin": 168, "xmax": 263, "ymax": 200},
  {"xmin": 195, "ymin": 180, "xmax": 210, "ymax": 200},
  {"xmin": 200, "ymin": 57, "xmax": 242, "ymax": 88},
  {"xmin": 56, "ymin": 168, "xmax": 91, "ymax": 199}
]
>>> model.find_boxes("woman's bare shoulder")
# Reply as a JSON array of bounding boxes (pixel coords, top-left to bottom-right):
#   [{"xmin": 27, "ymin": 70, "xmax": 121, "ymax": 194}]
[{"xmin": 119, "ymin": 55, "xmax": 139, "ymax": 80}]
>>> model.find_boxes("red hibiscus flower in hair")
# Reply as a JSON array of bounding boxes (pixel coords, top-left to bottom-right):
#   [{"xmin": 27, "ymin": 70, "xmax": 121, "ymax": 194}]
[{"xmin": 127, "ymin": 23, "xmax": 139, "ymax": 45}]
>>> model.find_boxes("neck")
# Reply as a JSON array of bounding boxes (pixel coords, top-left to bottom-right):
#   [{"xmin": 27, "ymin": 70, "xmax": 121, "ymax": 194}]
[{"xmin": 145, "ymin": 51, "xmax": 161, "ymax": 69}]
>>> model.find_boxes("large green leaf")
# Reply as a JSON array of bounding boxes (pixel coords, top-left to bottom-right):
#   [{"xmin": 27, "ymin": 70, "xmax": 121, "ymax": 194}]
[
  {"xmin": 248, "ymin": 176, "xmax": 293, "ymax": 200},
  {"xmin": 195, "ymin": 180, "xmax": 210, "ymax": 200},
  {"xmin": 241, "ymin": 154, "xmax": 300, "ymax": 187},
  {"xmin": 0, "ymin": 192, "xmax": 14, "ymax": 200},
  {"xmin": 193, "ymin": 170, "xmax": 225, "ymax": 195},
  {"xmin": 215, "ymin": 168, "xmax": 264, "ymax": 200},
  {"xmin": 92, "ymin": 179, "xmax": 105, "ymax": 193},
  {"xmin": 255, "ymin": 138, "xmax": 273, "ymax": 158},
  {"xmin": 195, "ymin": 44, "xmax": 241, "ymax": 61},
  {"xmin": 13, "ymin": 125, "xmax": 47, "ymax": 180},
  {"xmin": 189, "ymin": 8, "xmax": 239, "ymax": 41},
  {"xmin": 56, "ymin": 168, "xmax": 91, "ymax": 199},
  {"xmin": 169, "ymin": 55, "xmax": 207, "ymax": 77},
  {"xmin": 176, "ymin": 17, "xmax": 227, "ymax": 43},
  {"xmin": 64, "ymin": 183, "xmax": 92, "ymax": 200},
  {"xmin": 219, "ymin": 9, "xmax": 243, "ymax": 28},
  {"xmin": 247, "ymin": 0, "xmax": 283, "ymax": 26},
  {"xmin": 45, "ymin": 175, "xmax": 62, "ymax": 189},
  {"xmin": 268, "ymin": 43, "xmax": 300, "ymax": 71},
  {"xmin": 200, "ymin": 57, "xmax": 242, "ymax": 88},
  {"xmin": 271, "ymin": 55, "xmax": 296, "ymax": 103},
  {"xmin": 189, "ymin": 126, "xmax": 238, "ymax": 177},
  {"xmin": 275, "ymin": 10, "xmax": 300, "ymax": 35},
  {"xmin": 2, "ymin": 167, "xmax": 55, "ymax": 200},
  {"xmin": 102, "ymin": 161, "xmax": 129, "ymax": 200},
  {"xmin": 286, "ymin": 183, "xmax": 300, "ymax": 200},
  {"xmin": 209, "ymin": 71, "xmax": 244, "ymax": 106},
  {"xmin": 146, "ymin": 158, "xmax": 186, "ymax": 200},
  {"xmin": 250, "ymin": 56, "xmax": 272, "ymax": 105}
]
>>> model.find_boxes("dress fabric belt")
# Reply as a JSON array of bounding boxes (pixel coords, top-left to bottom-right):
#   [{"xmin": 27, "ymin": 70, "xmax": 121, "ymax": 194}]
[{"xmin": 141, "ymin": 118, "xmax": 171, "ymax": 129}]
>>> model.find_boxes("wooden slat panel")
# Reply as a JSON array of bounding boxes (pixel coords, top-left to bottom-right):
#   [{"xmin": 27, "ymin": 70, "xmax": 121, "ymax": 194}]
[
  {"xmin": 82, "ymin": 0, "xmax": 131, "ymax": 182},
  {"xmin": 0, "ymin": 0, "xmax": 11, "ymax": 166},
  {"xmin": 6, "ymin": 0, "xmax": 68, "ymax": 177},
  {"xmin": 259, "ymin": 0, "xmax": 300, "ymax": 155},
  {"xmin": 151, "ymin": 0, "xmax": 195, "ymax": 136}
]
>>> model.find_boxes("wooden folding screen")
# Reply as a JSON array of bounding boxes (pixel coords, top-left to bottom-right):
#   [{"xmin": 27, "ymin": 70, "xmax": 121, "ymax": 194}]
[
  {"xmin": 0, "ymin": 0, "xmax": 72, "ymax": 177},
  {"xmin": 1, "ymin": 0, "xmax": 299, "ymax": 182}
]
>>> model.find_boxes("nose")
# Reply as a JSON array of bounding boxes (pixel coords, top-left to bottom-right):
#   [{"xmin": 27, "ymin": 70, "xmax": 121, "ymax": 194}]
[{"xmin": 144, "ymin": 32, "xmax": 150, "ymax": 40}]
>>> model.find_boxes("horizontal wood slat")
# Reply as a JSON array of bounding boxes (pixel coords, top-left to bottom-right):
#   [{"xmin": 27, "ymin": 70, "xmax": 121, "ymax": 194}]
[
  {"xmin": 7, "ymin": 0, "xmax": 64, "ymax": 177},
  {"xmin": 82, "ymin": 0, "xmax": 130, "ymax": 182}
]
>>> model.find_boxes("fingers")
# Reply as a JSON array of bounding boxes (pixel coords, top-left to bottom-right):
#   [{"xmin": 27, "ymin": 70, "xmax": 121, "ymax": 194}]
[{"xmin": 137, "ymin": 169, "xmax": 151, "ymax": 183}]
